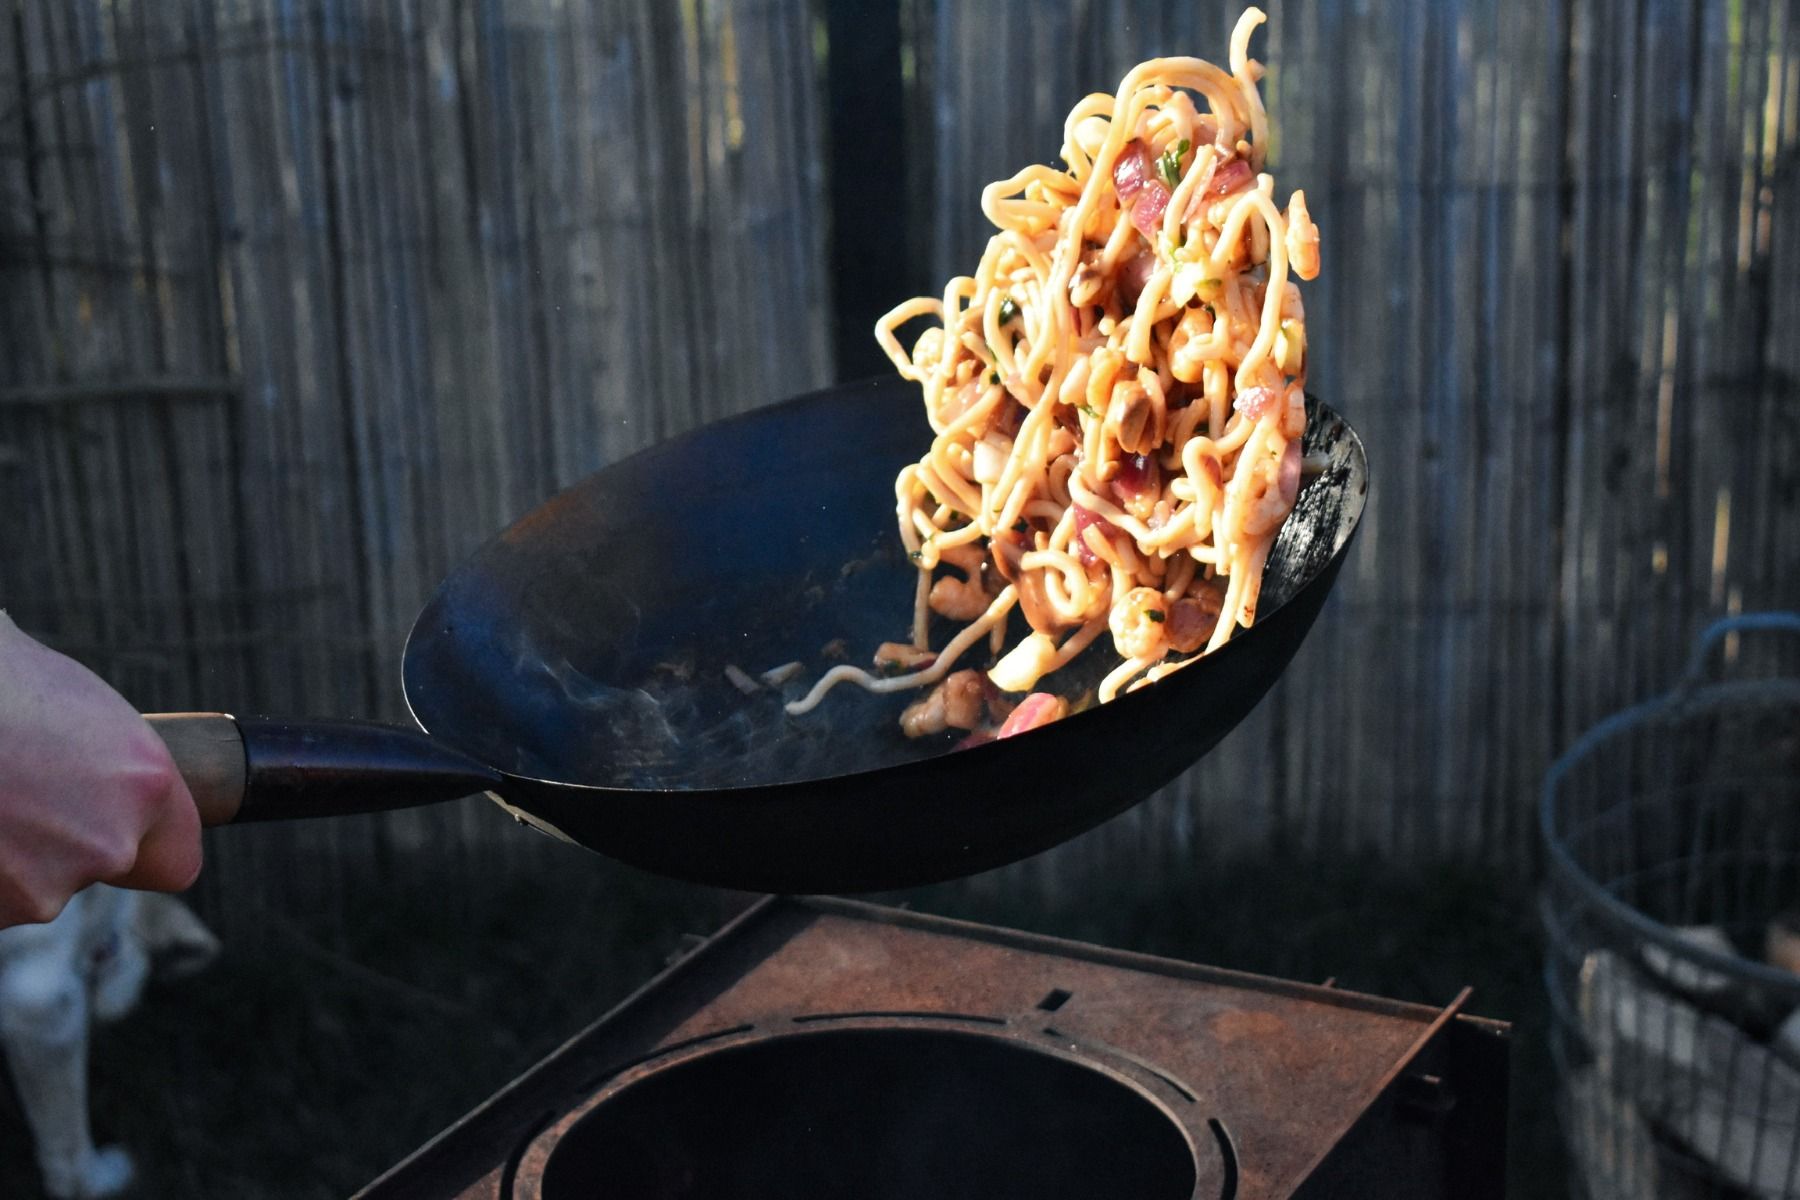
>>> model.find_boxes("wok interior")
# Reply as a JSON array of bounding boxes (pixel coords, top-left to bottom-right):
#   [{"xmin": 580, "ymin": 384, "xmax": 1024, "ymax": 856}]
[
  {"xmin": 533, "ymin": 1028, "xmax": 1199, "ymax": 1200},
  {"xmin": 402, "ymin": 380, "xmax": 1366, "ymax": 791}
]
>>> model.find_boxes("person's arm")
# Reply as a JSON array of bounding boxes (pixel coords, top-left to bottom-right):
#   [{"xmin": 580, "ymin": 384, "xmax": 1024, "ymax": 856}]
[{"xmin": 0, "ymin": 611, "xmax": 201, "ymax": 928}]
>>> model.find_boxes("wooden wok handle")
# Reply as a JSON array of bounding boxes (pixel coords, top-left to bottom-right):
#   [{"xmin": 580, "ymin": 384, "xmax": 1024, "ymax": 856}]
[
  {"xmin": 146, "ymin": 713, "xmax": 246, "ymax": 827},
  {"xmin": 146, "ymin": 713, "xmax": 501, "ymax": 826}
]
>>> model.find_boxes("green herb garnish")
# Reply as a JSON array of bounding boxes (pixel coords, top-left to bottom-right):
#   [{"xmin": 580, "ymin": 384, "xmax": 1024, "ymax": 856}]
[
  {"xmin": 990, "ymin": 371, "xmax": 1000, "ymax": 385},
  {"xmin": 997, "ymin": 295, "xmax": 1019, "ymax": 325},
  {"xmin": 876, "ymin": 659, "xmax": 907, "ymax": 677},
  {"xmin": 1078, "ymin": 403, "xmax": 1100, "ymax": 419},
  {"xmin": 1012, "ymin": 519, "xmax": 1029, "ymax": 533},
  {"xmin": 909, "ymin": 549, "xmax": 924, "ymax": 561},
  {"xmin": 1156, "ymin": 138, "xmax": 1190, "ymax": 189},
  {"xmin": 1145, "ymin": 609, "xmax": 1166, "ymax": 623}
]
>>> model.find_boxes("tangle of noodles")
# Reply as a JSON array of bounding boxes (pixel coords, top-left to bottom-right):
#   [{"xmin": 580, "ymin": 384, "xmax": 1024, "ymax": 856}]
[{"xmin": 788, "ymin": 7, "xmax": 1319, "ymax": 727}]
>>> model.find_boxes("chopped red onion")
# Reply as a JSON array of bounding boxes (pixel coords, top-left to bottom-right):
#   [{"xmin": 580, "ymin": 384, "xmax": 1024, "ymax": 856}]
[
  {"xmin": 1129, "ymin": 182, "xmax": 1170, "ymax": 234},
  {"xmin": 1277, "ymin": 438, "xmax": 1302, "ymax": 507},
  {"xmin": 1071, "ymin": 504, "xmax": 1119, "ymax": 567},
  {"xmin": 1210, "ymin": 157, "xmax": 1253, "ymax": 198},
  {"xmin": 1114, "ymin": 140, "xmax": 1171, "ymax": 235},
  {"xmin": 1110, "ymin": 452, "xmax": 1158, "ymax": 505},
  {"xmin": 1113, "ymin": 141, "xmax": 1153, "ymax": 201}
]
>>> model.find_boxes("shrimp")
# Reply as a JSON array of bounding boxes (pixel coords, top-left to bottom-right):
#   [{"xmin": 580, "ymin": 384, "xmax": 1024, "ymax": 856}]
[{"xmin": 1108, "ymin": 586, "xmax": 1170, "ymax": 660}]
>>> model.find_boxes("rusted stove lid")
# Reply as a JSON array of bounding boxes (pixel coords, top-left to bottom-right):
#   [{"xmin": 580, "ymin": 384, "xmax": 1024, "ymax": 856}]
[{"xmin": 355, "ymin": 897, "xmax": 1508, "ymax": 1200}]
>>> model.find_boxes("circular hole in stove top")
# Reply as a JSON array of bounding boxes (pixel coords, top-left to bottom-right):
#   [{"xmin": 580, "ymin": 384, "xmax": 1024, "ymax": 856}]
[{"xmin": 532, "ymin": 1026, "xmax": 1199, "ymax": 1200}]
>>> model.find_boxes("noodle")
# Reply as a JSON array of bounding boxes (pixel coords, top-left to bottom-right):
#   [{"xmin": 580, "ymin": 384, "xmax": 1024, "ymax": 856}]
[{"xmin": 786, "ymin": 6, "xmax": 1319, "ymax": 731}]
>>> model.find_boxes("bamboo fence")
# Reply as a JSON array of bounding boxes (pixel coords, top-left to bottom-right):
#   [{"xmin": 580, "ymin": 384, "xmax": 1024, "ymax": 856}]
[{"xmin": 1, "ymin": 0, "xmax": 1794, "ymax": 929}]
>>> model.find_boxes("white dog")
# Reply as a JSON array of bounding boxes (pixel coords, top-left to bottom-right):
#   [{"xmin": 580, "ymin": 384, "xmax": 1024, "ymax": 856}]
[{"xmin": 0, "ymin": 887, "xmax": 217, "ymax": 1199}]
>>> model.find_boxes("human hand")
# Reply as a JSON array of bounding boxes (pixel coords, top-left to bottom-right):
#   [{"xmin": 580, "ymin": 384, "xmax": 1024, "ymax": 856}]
[{"xmin": 0, "ymin": 611, "xmax": 202, "ymax": 927}]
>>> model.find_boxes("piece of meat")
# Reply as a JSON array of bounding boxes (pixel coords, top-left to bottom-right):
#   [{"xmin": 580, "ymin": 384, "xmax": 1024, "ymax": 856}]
[
  {"xmin": 873, "ymin": 642, "xmax": 936, "ymax": 674},
  {"xmin": 898, "ymin": 669, "xmax": 987, "ymax": 738},
  {"xmin": 996, "ymin": 692, "xmax": 1069, "ymax": 738},
  {"xmin": 1166, "ymin": 584, "xmax": 1225, "ymax": 653}
]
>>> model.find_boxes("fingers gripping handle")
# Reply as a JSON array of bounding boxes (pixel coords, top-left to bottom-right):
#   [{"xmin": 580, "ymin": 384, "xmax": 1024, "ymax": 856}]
[{"xmin": 146, "ymin": 713, "xmax": 246, "ymax": 827}]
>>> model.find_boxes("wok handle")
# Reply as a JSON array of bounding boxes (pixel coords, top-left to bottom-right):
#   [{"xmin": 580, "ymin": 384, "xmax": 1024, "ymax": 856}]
[
  {"xmin": 146, "ymin": 713, "xmax": 503, "ymax": 827},
  {"xmin": 145, "ymin": 713, "xmax": 247, "ymax": 826}
]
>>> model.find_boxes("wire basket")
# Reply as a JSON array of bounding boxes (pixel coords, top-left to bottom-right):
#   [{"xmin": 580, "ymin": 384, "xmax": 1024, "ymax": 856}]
[{"xmin": 1542, "ymin": 614, "xmax": 1800, "ymax": 1199}]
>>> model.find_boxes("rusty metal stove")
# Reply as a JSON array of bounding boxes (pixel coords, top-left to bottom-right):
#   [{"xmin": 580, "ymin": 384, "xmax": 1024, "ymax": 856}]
[{"xmin": 355, "ymin": 897, "xmax": 1510, "ymax": 1199}]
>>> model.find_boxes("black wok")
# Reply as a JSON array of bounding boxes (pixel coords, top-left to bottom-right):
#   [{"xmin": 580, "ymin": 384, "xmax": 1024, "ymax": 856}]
[{"xmin": 150, "ymin": 376, "xmax": 1366, "ymax": 893}]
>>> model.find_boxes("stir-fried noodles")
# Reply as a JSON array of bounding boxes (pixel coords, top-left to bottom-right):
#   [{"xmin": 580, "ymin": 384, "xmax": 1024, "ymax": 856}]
[{"xmin": 789, "ymin": 8, "xmax": 1318, "ymax": 738}]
